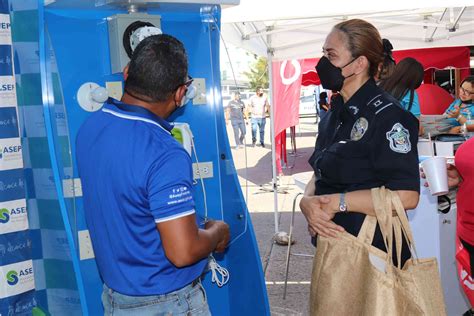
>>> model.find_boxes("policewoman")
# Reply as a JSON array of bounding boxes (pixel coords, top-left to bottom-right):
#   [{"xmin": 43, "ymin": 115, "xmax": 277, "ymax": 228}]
[{"xmin": 300, "ymin": 18, "xmax": 420, "ymax": 285}]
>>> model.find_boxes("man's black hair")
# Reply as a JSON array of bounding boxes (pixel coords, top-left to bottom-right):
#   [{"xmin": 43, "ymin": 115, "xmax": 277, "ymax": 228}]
[{"xmin": 125, "ymin": 34, "xmax": 188, "ymax": 102}]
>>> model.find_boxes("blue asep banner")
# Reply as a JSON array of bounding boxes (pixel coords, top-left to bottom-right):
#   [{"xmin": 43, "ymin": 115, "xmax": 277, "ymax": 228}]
[{"xmin": 0, "ymin": 3, "xmax": 35, "ymax": 314}]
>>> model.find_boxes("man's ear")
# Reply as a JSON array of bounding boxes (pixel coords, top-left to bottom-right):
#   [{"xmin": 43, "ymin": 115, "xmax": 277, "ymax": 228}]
[
  {"xmin": 123, "ymin": 64, "xmax": 130, "ymax": 81},
  {"xmin": 174, "ymin": 85, "xmax": 187, "ymax": 104}
]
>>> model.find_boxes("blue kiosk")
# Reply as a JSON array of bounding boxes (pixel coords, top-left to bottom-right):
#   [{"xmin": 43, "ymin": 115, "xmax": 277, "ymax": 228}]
[{"xmin": 4, "ymin": 0, "xmax": 269, "ymax": 314}]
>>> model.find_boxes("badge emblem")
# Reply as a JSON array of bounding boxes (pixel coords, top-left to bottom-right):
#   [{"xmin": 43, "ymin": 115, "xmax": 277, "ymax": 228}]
[
  {"xmin": 350, "ymin": 117, "xmax": 369, "ymax": 141},
  {"xmin": 386, "ymin": 123, "xmax": 411, "ymax": 153}
]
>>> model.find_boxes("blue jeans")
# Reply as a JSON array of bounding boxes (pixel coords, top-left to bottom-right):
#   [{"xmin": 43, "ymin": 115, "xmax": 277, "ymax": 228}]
[
  {"xmin": 251, "ymin": 117, "xmax": 266, "ymax": 144},
  {"xmin": 102, "ymin": 280, "xmax": 211, "ymax": 316},
  {"xmin": 231, "ymin": 120, "xmax": 246, "ymax": 146}
]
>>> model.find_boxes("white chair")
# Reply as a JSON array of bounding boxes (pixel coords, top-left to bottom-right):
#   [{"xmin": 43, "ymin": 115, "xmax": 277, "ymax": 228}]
[{"xmin": 283, "ymin": 192, "xmax": 314, "ymax": 299}]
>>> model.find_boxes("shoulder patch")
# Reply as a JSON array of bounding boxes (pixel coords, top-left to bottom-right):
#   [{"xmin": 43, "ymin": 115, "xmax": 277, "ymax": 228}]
[{"xmin": 386, "ymin": 123, "xmax": 411, "ymax": 154}]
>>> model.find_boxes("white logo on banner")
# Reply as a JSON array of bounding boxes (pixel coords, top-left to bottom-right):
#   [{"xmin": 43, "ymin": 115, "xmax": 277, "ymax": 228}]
[
  {"xmin": 0, "ymin": 199, "xmax": 28, "ymax": 235},
  {"xmin": 41, "ymin": 229, "xmax": 72, "ymax": 261},
  {"xmin": 0, "ymin": 260, "xmax": 35, "ymax": 298},
  {"xmin": 33, "ymin": 167, "xmax": 73, "ymax": 200},
  {"xmin": 21, "ymin": 105, "xmax": 68, "ymax": 137},
  {"xmin": 0, "ymin": 76, "xmax": 17, "ymax": 108},
  {"xmin": 0, "ymin": 138, "xmax": 23, "ymax": 171},
  {"xmin": 280, "ymin": 60, "xmax": 301, "ymax": 85},
  {"xmin": 46, "ymin": 288, "xmax": 82, "ymax": 316},
  {"xmin": 0, "ymin": 14, "xmax": 11, "ymax": 46}
]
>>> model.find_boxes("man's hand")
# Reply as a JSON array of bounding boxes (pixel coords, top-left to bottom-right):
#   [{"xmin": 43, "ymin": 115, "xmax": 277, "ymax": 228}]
[
  {"xmin": 299, "ymin": 195, "xmax": 344, "ymax": 238},
  {"xmin": 205, "ymin": 220, "xmax": 230, "ymax": 253}
]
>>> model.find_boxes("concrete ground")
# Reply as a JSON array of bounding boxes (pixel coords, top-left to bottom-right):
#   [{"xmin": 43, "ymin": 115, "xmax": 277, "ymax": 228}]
[{"xmin": 226, "ymin": 117, "xmax": 319, "ymax": 316}]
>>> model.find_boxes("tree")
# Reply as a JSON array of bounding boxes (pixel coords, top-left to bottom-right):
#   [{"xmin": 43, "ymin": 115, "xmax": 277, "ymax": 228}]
[{"xmin": 244, "ymin": 56, "xmax": 268, "ymax": 90}]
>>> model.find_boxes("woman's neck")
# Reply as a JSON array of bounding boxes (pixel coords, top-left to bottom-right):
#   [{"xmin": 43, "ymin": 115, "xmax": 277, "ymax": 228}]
[{"xmin": 340, "ymin": 74, "xmax": 370, "ymax": 103}]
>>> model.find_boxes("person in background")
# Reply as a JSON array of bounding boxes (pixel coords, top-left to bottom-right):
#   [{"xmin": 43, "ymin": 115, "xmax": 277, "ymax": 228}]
[
  {"xmin": 317, "ymin": 91, "xmax": 330, "ymax": 122},
  {"xmin": 445, "ymin": 76, "xmax": 474, "ymax": 134},
  {"xmin": 375, "ymin": 38, "xmax": 396, "ymax": 83},
  {"xmin": 380, "ymin": 57, "xmax": 424, "ymax": 118},
  {"xmin": 76, "ymin": 34, "xmax": 230, "ymax": 315},
  {"xmin": 248, "ymin": 86, "xmax": 270, "ymax": 147},
  {"xmin": 226, "ymin": 91, "xmax": 247, "ymax": 148},
  {"xmin": 423, "ymin": 138, "xmax": 474, "ymax": 315},
  {"xmin": 300, "ymin": 18, "xmax": 420, "ymax": 311}
]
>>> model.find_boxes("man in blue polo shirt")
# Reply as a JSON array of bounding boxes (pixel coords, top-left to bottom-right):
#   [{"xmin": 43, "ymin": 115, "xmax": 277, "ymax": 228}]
[{"xmin": 76, "ymin": 34, "xmax": 229, "ymax": 315}]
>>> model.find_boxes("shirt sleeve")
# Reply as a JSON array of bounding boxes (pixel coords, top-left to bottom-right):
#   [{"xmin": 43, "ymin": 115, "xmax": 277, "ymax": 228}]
[
  {"xmin": 411, "ymin": 92, "xmax": 421, "ymax": 118},
  {"xmin": 444, "ymin": 100, "xmax": 457, "ymax": 114},
  {"xmin": 147, "ymin": 148, "xmax": 195, "ymax": 223},
  {"xmin": 371, "ymin": 109, "xmax": 420, "ymax": 192}
]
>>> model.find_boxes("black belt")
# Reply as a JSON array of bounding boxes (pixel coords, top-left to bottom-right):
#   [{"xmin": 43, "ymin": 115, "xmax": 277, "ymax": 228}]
[{"xmin": 191, "ymin": 277, "xmax": 201, "ymax": 287}]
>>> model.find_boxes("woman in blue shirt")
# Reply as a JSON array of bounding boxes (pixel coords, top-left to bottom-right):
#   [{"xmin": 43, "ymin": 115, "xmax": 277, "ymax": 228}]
[
  {"xmin": 380, "ymin": 57, "xmax": 424, "ymax": 118},
  {"xmin": 445, "ymin": 76, "xmax": 474, "ymax": 134}
]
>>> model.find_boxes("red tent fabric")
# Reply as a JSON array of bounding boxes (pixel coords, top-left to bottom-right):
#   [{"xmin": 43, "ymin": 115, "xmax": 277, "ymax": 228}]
[
  {"xmin": 417, "ymin": 83, "xmax": 454, "ymax": 115},
  {"xmin": 299, "ymin": 46, "xmax": 470, "ymax": 86},
  {"xmin": 301, "ymin": 58, "xmax": 319, "ymax": 86}
]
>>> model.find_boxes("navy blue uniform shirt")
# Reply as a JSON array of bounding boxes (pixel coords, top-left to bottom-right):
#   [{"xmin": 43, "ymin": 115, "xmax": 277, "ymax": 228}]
[{"xmin": 309, "ymin": 79, "xmax": 420, "ymax": 263}]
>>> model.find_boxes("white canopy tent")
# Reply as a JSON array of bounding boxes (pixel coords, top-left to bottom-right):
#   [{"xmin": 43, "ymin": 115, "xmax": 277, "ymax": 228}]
[
  {"xmin": 220, "ymin": 1, "xmax": 474, "ymax": 237},
  {"xmin": 222, "ymin": 2, "xmax": 474, "ymax": 61}
]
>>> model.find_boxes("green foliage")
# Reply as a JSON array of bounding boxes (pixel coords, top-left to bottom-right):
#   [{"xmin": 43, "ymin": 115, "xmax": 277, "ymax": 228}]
[{"xmin": 244, "ymin": 57, "xmax": 269, "ymax": 90}]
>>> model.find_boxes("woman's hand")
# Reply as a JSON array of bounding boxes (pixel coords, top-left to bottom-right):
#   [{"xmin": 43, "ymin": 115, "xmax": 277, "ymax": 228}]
[
  {"xmin": 447, "ymin": 164, "xmax": 462, "ymax": 188},
  {"xmin": 449, "ymin": 126, "xmax": 462, "ymax": 134},
  {"xmin": 299, "ymin": 195, "xmax": 345, "ymax": 238},
  {"xmin": 447, "ymin": 106, "xmax": 461, "ymax": 118}
]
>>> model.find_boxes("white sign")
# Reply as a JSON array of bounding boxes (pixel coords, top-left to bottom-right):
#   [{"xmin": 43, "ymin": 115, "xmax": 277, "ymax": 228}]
[
  {"xmin": 0, "ymin": 199, "xmax": 28, "ymax": 234},
  {"xmin": 0, "ymin": 260, "xmax": 35, "ymax": 298},
  {"xmin": 0, "ymin": 138, "xmax": 23, "ymax": 171}
]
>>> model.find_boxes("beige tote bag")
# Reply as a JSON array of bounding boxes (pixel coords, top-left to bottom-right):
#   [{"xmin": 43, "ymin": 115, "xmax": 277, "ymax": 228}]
[{"xmin": 310, "ymin": 187, "xmax": 446, "ymax": 315}]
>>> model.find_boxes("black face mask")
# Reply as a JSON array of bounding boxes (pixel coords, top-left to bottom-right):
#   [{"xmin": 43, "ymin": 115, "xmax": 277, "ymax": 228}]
[
  {"xmin": 315, "ymin": 56, "xmax": 357, "ymax": 91},
  {"xmin": 461, "ymin": 99, "xmax": 473, "ymax": 105}
]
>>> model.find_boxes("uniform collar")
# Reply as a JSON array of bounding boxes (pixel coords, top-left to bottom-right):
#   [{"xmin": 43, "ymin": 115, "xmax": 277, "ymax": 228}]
[
  {"xmin": 336, "ymin": 78, "xmax": 378, "ymax": 118},
  {"xmin": 102, "ymin": 98, "xmax": 173, "ymax": 133}
]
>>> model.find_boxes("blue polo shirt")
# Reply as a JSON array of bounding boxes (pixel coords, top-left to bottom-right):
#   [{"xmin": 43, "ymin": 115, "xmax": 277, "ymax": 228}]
[{"xmin": 76, "ymin": 98, "xmax": 206, "ymax": 296}]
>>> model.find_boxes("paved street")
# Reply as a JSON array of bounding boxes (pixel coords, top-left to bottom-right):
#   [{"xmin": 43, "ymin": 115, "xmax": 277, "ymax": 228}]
[{"xmin": 226, "ymin": 117, "xmax": 318, "ymax": 315}]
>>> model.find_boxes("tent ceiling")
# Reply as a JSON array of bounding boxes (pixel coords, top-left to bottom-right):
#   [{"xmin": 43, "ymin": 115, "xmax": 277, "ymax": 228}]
[{"xmin": 221, "ymin": 3, "xmax": 474, "ymax": 61}]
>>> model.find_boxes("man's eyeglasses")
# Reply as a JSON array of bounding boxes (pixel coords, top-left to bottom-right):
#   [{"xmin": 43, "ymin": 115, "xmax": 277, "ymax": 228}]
[
  {"xmin": 174, "ymin": 76, "xmax": 193, "ymax": 91},
  {"xmin": 460, "ymin": 86, "xmax": 474, "ymax": 95}
]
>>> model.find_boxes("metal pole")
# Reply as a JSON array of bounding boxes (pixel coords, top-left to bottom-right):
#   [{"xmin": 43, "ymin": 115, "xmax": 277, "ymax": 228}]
[{"xmin": 267, "ymin": 33, "xmax": 279, "ymax": 234}]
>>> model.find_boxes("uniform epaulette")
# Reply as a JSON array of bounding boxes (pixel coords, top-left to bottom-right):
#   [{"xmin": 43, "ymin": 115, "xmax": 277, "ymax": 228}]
[{"xmin": 366, "ymin": 94, "xmax": 393, "ymax": 115}]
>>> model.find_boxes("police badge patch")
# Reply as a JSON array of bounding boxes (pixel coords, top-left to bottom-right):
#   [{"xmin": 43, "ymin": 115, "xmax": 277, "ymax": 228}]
[
  {"xmin": 386, "ymin": 123, "xmax": 411, "ymax": 153},
  {"xmin": 350, "ymin": 117, "xmax": 368, "ymax": 141}
]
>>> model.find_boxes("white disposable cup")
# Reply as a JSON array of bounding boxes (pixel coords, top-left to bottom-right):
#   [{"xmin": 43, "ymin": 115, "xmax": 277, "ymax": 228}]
[{"xmin": 421, "ymin": 156, "xmax": 449, "ymax": 196}]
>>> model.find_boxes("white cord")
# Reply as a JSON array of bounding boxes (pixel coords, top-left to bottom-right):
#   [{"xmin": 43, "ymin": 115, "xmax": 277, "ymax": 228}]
[
  {"xmin": 208, "ymin": 255, "xmax": 229, "ymax": 287},
  {"xmin": 190, "ymin": 136, "xmax": 209, "ymax": 221}
]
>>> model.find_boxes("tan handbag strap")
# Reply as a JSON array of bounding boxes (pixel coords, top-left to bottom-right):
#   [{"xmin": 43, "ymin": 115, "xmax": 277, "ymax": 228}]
[
  {"xmin": 357, "ymin": 215, "xmax": 377, "ymax": 244},
  {"xmin": 389, "ymin": 190, "xmax": 419, "ymax": 260},
  {"xmin": 393, "ymin": 218, "xmax": 403, "ymax": 269},
  {"xmin": 371, "ymin": 187, "xmax": 394, "ymax": 262}
]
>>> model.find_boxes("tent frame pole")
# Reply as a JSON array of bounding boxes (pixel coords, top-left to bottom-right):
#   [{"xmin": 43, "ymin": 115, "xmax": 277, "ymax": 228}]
[{"xmin": 267, "ymin": 32, "xmax": 279, "ymax": 235}]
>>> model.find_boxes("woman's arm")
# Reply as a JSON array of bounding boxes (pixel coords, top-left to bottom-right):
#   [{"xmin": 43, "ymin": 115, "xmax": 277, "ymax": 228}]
[
  {"xmin": 300, "ymin": 174, "xmax": 345, "ymax": 238},
  {"xmin": 321, "ymin": 190, "xmax": 420, "ymax": 216}
]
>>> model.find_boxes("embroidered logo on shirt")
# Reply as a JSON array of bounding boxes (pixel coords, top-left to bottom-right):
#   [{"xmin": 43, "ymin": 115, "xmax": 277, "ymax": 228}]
[
  {"xmin": 350, "ymin": 117, "xmax": 369, "ymax": 141},
  {"xmin": 386, "ymin": 123, "xmax": 411, "ymax": 154},
  {"xmin": 349, "ymin": 106, "xmax": 359, "ymax": 115}
]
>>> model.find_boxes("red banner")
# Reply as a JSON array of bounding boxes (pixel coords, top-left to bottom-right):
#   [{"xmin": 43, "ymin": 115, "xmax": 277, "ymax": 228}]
[{"xmin": 271, "ymin": 59, "xmax": 304, "ymax": 137}]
